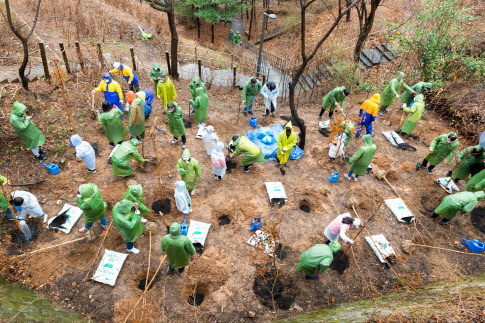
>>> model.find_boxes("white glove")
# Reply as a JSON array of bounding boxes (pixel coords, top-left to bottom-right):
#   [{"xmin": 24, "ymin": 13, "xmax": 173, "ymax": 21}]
[
  {"xmin": 120, "ymin": 100, "xmax": 124, "ymax": 104},
  {"xmin": 91, "ymin": 90, "xmax": 95, "ymax": 94},
  {"xmin": 242, "ymin": 100, "xmax": 246, "ymax": 105},
  {"xmin": 128, "ymin": 81, "xmax": 132, "ymax": 85},
  {"xmin": 395, "ymin": 94, "xmax": 400, "ymax": 98},
  {"xmin": 349, "ymin": 239, "xmax": 354, "ymax": 245},
  {"xmin": 429, "ymin": 148, "xmax": 434, "ymax": 152}
]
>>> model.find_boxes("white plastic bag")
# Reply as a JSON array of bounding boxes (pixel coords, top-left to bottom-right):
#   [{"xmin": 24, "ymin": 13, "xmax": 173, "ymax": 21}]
[
  {"xmin": 264, "ymin": 182, "xmax": 287, "ymax": 203},
  {"xmin": 92, "ymin": 249, "xmax": 128, "ymax": 286},
  {"xmin": 365, "ymin": 234, "xmax": 396, "ymax": 263},
  {"xmin": 46, "ymin": 204, "xmax": 83, "ymax": 234},
  {"xmin": 385, "ymin": 198, "xmax": 414, "ymax": 223}
]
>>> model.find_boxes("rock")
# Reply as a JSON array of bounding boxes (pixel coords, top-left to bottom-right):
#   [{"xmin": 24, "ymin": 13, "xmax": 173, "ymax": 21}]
[
  {"xmin": 145, "ymin": 222, "xmax": 158, "ymax": 233},
  {"xmin": 401, "ymin": 240, "xmax": 414, "ymax": 254},
  {"xmin": 246, "ymin": 311, "xmax": 256, "ymax": 318}
]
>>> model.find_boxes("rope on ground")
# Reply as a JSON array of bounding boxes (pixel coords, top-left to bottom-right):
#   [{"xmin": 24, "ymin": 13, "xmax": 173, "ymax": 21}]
[
  {"xmin": 14, "ymin": 237, "xmax": 86, "ymax": 258},
  {"xmin": 410, "ymin": 243, "xmax": 485, "ymax": 257}
]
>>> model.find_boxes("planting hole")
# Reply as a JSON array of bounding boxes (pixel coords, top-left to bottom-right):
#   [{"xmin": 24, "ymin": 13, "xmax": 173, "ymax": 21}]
[
  {"xmin": 193, "ymin": 242, "xmax": 204, "ymax": 255},
  {"xmin": 12, "ymin": 223, "xmax": 38, "ymax": 246},
  {"xmin": 225, "ymin": 158, "xmax": 237, "ymax": 173},
  {"xmin": 329, "ymin": 250, "xmax": 349, "ymax": 274},
  {"xmin": 188, "ymin": 293, "xmax": 204, "ymax": 306},
  {"xmin": 151, "ymin": 198, "xmax": 172, "ymax": 214},
  {"xmin": 471, "ymin": 207, "xmax": 485, "ymax": 235},
  {"xmin": 138, "ymin": 271, "xmax": 162, "ymax": 291},
  {"xmin": 218, "ymin": 215, "xmax": 231, "ymax": 226},
  {"xmin": 299, "ymin": 201, "xmax": 311, "ymax": 213}
]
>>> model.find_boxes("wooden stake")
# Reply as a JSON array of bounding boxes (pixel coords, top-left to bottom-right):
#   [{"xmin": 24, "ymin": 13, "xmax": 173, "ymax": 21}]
[
  {"xmin": 130, "ymin": 47, "xmax": 137, "ymax": 71},
  {"xmin": 410, "ymin": 243, "xmax": 485, "ymax": 257},
  {"xmin": 0, "ymin": 184, "xmax": 23, "ymax": 233},
  {"xmin": 84, "ymin": 219, "xmax": 114, "ymax": 281},
  {"xmin": 399, "ymin": 111, "xmax": 405, "ymax": 127},
  {"xmin": 75, "ymin": 41, "xmax": 84, "ymax": 70},
  {"xmin": 124, "ymin": 255, "xmax": 167, "ymax": 323},
  {"xmin": 165, "ymin": 51, "xmax": 171, "ymax": 75},
  {"xmin": 143, "ymin": 231, "xmax": 152, "ymax": 314},
  {"xmin": 39, "ymin": 42, "xmax": 50, "ymax": 82},
  {"xmin": 15, "ymin": 237, "xmax": 86, "ymax": 257},
  {"xmin": 59, "ymin": 42, "xmax": 71, "ymax": 74},
  {"xmin": 383, "ymin": 176, "xmax": 400, "ymax": 198},
  {"xmin": 198, "ymin": 59, "xmax": 202, "ymax": 79},
  {"xmin": 326, "ymin": 192, "xmax": 340, "ymax": 214},
  {"xmin": 233, "ymin": 66, "xmax": 237, "ymax": 88}
]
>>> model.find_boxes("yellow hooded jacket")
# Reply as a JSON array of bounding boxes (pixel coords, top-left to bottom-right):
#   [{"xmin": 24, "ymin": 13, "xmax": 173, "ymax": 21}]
[{"xmin": 277, "ymin": 121, "xmax": 297, "ymax": 164}]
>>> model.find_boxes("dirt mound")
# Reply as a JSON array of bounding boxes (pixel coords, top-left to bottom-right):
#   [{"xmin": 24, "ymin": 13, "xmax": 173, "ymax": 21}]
[
  {"xmin": 253, "ymin": 273, "xmax": 297, "ymax": 310},
  {"xmin": 400, "ymin": 161, "xmax": 416, "ymax": 172},
  {"xmin": 151, "ymin": 198, "xmax": 172, "ymax": 214},
  {"xmin": 470, "ymin": 207, "xmax": 485, "ymax": 234},
  {"xmin": 329, "ymin": 250, "xmax": 349, "ymax": 274}
]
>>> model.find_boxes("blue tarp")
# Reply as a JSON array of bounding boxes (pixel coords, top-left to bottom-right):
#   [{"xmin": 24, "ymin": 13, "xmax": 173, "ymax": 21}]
[{"xmin": 245, "ymin": 124, "xmax": 304, "ymax": 161}]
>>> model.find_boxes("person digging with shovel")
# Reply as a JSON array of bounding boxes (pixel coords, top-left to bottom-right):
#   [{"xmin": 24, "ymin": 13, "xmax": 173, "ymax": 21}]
[
  {"xmin": 126, "ymin": 90, "xmax": 154, "ymax": 119},
  {"xmin": 318, "ymin": 87, "xmax": 349, "ymax": 121},
  {"xmin": 229, "ymin": 135, "xmax": 265, "ymax": 172},
  {"xmin": 127, "ymin": 98, "xmax": 146, "ymax": 140},
  {"xmin": 431, "ymin": 191, "xmax": 485, "ymax": 225},
  {"xmin": 378, "ymin": 72, "xmax": 414, "ymax": 116},
  {"xmin": 112, "ymin": 199, "xmax": 145, "ymax": 254},
  {"xmin": 176, "ymin": 149, "xmax": 202, "ymax": 196},
  {"xmin": 76, "ymin": 184, "xmax": 108, "ymax": 233},
  {"xmin": 241, "ymin": 78, "xmax": 262, "ymax": 116},
  {"xmin": 10, "ymin": 191, "xmax": 48, "ymax": 223},
  {"xmin": 294, "ymin": 241, "xmax": 341, "ymax": 279},
  {"xmin": 445, "ymin": 145, "xmax": 484, "ymax": 183},
  {"xmin": 166, "ymin": 102, "xmax": 187, "ymax": 149},
  {"xmin": 400, "ymin": 94, "xmax": 425, "ymax": 136},
  {"xmin": 346, "ymin": 134, "xmax": 377, "ymax": 182},
  {"xmin": 111, "ymin": 138, "xmax": 147, "ymax": 177},
  {"xmin": 161, "ymin": 222, "xmax": 196, "ymax": 277},
  {"xmin": 323, "ymin": 214, "xmax": 360, "ymax": 245},
  {"xmin": 98, "ymin": 101, "xmax": 126, "ymax": 147},
  {"xmin": 418, "ymin": 132, "xmax": 459, "ymax": 175},
  {"xmin": 276, "ymin": 121, "xmax": 297, "ymax": 168},
  {"xmin": 10, "ymin": 101, "xmax": 47, "ymax": 161}
]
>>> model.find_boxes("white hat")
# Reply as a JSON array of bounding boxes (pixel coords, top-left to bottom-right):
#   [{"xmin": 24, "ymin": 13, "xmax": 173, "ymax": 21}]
[
  {"xmin": 113, "ymin": 62, "xmax": 121, "ymax": 69},
  {"xmin": 353, "ymin": 218, "xmax": 361, "ymax": 228}
]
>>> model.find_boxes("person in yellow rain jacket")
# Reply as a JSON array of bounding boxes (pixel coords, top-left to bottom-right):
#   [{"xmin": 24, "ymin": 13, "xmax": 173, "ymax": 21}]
[
  {"xmin": 156, "ymin": 71, "xmax": 177, "ymax": 109},
  {"xmin": 276, "ymin": 121, "xmax": 297, "ymax": 167},
  {"xmin": 355, "ymin": 93, "xmax": 380, "ymax": 137},
  {"xmin": 92, "ymin": 73, "xmax": 124, "ymax": 119},
  {"xmin": 110, "ymin": 62, "xmax": 140, "ymax": 92}
]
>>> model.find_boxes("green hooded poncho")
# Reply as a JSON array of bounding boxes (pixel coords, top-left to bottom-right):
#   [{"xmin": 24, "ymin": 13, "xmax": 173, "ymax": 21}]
[
  {"xmin": 294, "ymin": 242, "xmax": 341, "ymax": 277},
  {"xmin": 241, "ymin": 79, "xmax": 262, "ymax": 101},
  {"xmin": 321, "ymin": 86, "xmax": 347, "ymax": 112},
  {"xmin": 165, "ymin": 102, "xmax": 186, "ymax": 138},
  {"xmin": 380, "ymin": 72, "xmax": 413, "ymax": 107},
  {"xmin": 76, "ymin": 183, "xmax": 107, "ymax": 224},
  {"xmin": 188, "ymin": 76, "xmax": 207, "ymax": 99},
  {"xmin": 342, "ymin": 121, "xmax": 355, "ymax": 147},
  {"xmin": 425, "ymin": 132, "xmax": 459, "ymax": 166},
  {"xmin": 401, "ymin": 94, "xmax": 425, "ymax": 134},
  {"xmin": 10, "ymin": 101, "xmax": 46, "ymax": 149},
  {"xmin": 128, "ymin": 98, "xmax": 145, "ymax": 137},
  {"xmin": 349, "ymin": 135, "xmax": 377, "ymax": 176},
  {"xmin": 0, "ymin": 175, "xmax": 8, "ymax": 212},
  {"xmin": 150, "ymin": 63, "xmax": 164, "ymax": 91},
  {"xmin": 189, "ymin": 87, "xmax": 208, "ymax": 124},
  {"xmin": 122, "ymin": 184, "xmax": 150, "ymax": 217},
  {"xmin": 400, "ymin": 81, "xmax": 432, "ymax": 105},
  {"xmin": 451, "ymin": 146, "xmax": 484, "ymax": 180},
  {"xmin": 434, "ymin": 191, "xmax": 485, "ymax": 220},
  {"xmin": 112, "ymin": 199, "xmax": 145, "ymax": 242},
  {"xmin": 176, "ymin": 149, "xmax": 202, "ymax": 190},
  {"xmin": 111, "ymin": 139, "xmax": 145, "ymax": 177},
  {"xmin": 98, "ymin": 108, "xmax": 126, "ymax": 143},
  {"xmin": 161, "ymin": 222, "xmax": 196, "ymax": 268},
  {"xmin": 465, "ymin": 168, "xmax": 485, "ymax": 192},
  {"xmin": 233, "ymin": 136, "xmax": 265, "ymax": 166}
]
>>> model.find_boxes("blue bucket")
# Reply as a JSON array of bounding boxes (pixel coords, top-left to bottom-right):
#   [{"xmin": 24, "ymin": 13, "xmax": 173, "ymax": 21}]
[
  {"xmin": 249, "ymin": 117, "xmax": 258, "ymax": 128},
  {"xmin": 40, "ymin": 161, "xmax": 60, "ymax": 175},
  {"xmin": 463, "ymin": 238, "xmax": 484, "ymax": 253},
  {"xmin": 328, "ymin": 172, "xmax": 339, "ymax": 183}
]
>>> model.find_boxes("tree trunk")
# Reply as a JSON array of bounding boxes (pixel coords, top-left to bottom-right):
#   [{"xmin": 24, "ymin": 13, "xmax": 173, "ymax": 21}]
[
  {"xmin": 346, "ymin": 0, "xmax": 351, "ymax": 22},
  {"xmin": 167, "ymin": 8, "xmax": 179, "ymax": 80},
  {"xmin": 288, "ymin": 80, "xmax": 307, "ymax": 149},
  {"xmin": 211, "ymin": 24, "xmax": 215, "ymax": 43},
  {"xmin": 19, "ymin": 40, "xmax": 30, "ymax": 90},
  {"xmin": 353, "ymin": 0, "xmax": 380, "ymax": 62},
  {"xmin": 248, "ymin": 2, "xmax": 254, "ymax": 41},
  {"xmin": 197, "ymin": 17, "xmax": 200, "ymax": 38},
  {"xmin": 354, "ymin": 33, "xmax": 367, "ymax": 62}
]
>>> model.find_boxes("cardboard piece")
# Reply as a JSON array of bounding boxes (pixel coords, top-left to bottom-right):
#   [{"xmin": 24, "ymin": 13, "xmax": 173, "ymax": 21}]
[
  {"xmin": 385, "ymin": 198, "xmax": 414, "ymax": 224},
  {"xmin": 92, "ymin": 249, "xmax": 128, "ymax": 286},
  {"xmin": 46, "ymin": 203, "xmax": 83, "ymax": 234},
  {"xmin": 187, "ymin": 220, "xmax": 211, "ymax": 246},
  {"xmin": 365, "ymin": 234, "xmax": 396, "ymax": 263}
]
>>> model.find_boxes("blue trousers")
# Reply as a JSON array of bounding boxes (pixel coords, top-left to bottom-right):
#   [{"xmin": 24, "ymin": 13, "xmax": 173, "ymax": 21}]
[
  {"xmin": 348, "ymin": 170, "xmax": 359, "ymax": 178},
  {"xmin": 85, "ymin": 216, "xmax": 108, "ymax": 229},
  {"xmin": 355, "ymin": 122, "xmax": 373, "ymax": 137}
]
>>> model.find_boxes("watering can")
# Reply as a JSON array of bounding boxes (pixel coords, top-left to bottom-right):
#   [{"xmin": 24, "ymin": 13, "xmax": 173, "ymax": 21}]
[
  {"xmin": 249, "ymin": 116, "xmax": 258, "ymax": 128},
  {"xmin": 181, "ymin": 213, "xmax": 188, "ymax": 236},
  {"xmin": 328, "ymin": 172, "xmax": 339, "ymax": 183},
  {"xmin": 462, "ymin": 238, "xmax": 484, "ymax": 254},
  {"xmin": 248, "ymin": 217, "xmax": 262, "ymax": 232},
  {"xmin": 40, "ymin": 161, "xmax": 60, "ymax": 175}
]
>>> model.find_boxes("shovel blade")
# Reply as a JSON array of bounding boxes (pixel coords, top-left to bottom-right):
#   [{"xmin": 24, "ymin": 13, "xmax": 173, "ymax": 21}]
[{"xmin": 280, "ymin": 167, "xmax": 286, "ymax": 175}]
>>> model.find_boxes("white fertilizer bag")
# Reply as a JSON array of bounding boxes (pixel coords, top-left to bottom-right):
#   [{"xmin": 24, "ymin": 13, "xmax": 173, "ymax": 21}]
[
  {"xmin": 195, "ymin": 125, "xmax": 206, "ymax": 139},
  {"xmin": 319, "ymin": 120, "xmax": 330, "ymax": 130},
  {"xmin": 385, "ymin": 198, "xmax": 414, "ymax": 224},
  {"xmin": 365, "ymin": 234, "xmax": 396, "ymax": 264},
  {"xmin": 436, "ymin": 177, "xmax": 459, "ymax": 194},
  {"xmin": 46, "ymin": 204, "xmax": 83, "ymax": 234},
  {"xmin": 382, "ymin": 131, "xmax": 405, "ymax": 146},
  {"xmin": 92, "ymin": 250, "xmax": 128, "ymax": 286},
  {"xmin": 264, "ymin": 182, "xmax": 287, "ymax": 204},
  {"xmin": 187, "ymin": 220, "xmax": 211, "ymax": 246},
  {"xmin": 247, "ymin": 230, "xmax": 277, "ymax": 257}
]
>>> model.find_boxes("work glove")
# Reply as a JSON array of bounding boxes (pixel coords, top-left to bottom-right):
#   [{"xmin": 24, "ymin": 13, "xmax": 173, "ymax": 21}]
[
  {"xmin": 348, "ymin": 239, "xmax": 354, "ymax": 244},
  {"xmin": 96, "ymin": 109, "xmax": 101, "ymax": 115},
  {"xmin": 120, "ymin": 100, "xmax": 124, "ymax": 105},
  {"xmin": 242, "ymin": 100, "xmax": 246, "ymax": 105},
  {"xmin": 413, "ymin": 92, "xmax": 417, "ymax": 96},
  {"xmin": 429, "ymin": 148, "xmax": 434, "ymax": 152},
  {"xmin": 26, "ymin": 115, "xmax": 32, "ymax": 120},
  {"xmin": 395, "ymin": 94, "xmax": 400, "ymax": 98},
  {"xmin": 91, "ymin": 90, "xmax": 95, "ymax": 94},
  {"xmin": 128, "ymin": 81, "xmax": 132, "ymax": 85}
]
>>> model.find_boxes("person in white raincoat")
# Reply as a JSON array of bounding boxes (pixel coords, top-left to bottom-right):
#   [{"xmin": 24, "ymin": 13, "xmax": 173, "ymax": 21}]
[
  {"xmin": 211, "ymin": 142, "xmax": 227, "ymax": 180},
  {"xmin": 174, "ymin": 181, "xmax": 191, "ymax": 214},
  {"xmin": 260, "ymin": 81, "xmax": 279, "ymax": 117},
  {"xmin": 328, "ymin": 133, "xmax": 347, "ymax": 162},
  {"xmin": 201, "ymin": 126, "xmax": 219, "ymax": 156},
  {"xmin": 70, "ymin": 135, "xmax": 96, "ymax": 173},
  {"xmin": 11, "ymin": 191, "xmax": 48, "ymax": 223}
]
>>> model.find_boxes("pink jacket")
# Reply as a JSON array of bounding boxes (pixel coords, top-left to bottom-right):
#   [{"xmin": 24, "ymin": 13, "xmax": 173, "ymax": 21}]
[{"xmin": 211, "ymin": 156, "xmax": 226, "ymax": 168}]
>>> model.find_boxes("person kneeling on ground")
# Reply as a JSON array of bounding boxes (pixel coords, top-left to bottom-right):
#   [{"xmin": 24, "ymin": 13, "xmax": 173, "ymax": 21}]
[
  {"xmin": 176, "ymin": 149, "xmax": 202, "ymax": 196},
  {"xmin": 324, "ymin": 214, "xmax": 360, "ymax": 245},
  {"xmin": 161, "ymin": 222, "xmax": 196, "ymax": 277},
  {"xmin": 346, "ymin": 134, "xmax": 377, "ymax": 182},
  {"xmin": 110, "ymin": 138, "xmax": 147, "ymax": 177},
  {"xmin": 276, "ymin": 121, "xmax": 297, "ymax": 167},
  {"xmin": 10, "ymin": 191, "xmax": 48, "ymax": 223},
  {"xmin": 431, "ymin": 191, "xmax": 484, "ymax": 225},
  {"xmin": 445, "ymin": 145, "xmax": 484, "ymax": 183},
  {"xmin": 77, "ymin": 184, "xmax": 108, "ymax": 233},
  {"xmin": 419, "ymin": 132, "xmax": 459, "ymax": 175},
  {"xmin": 70, "ymin": 134, "xmax": 96, "ymax": 173},
  {"xmin": 294, "ymin": 241, "xmax": 341, "ymax": 279},
  {"xmin": 229, "ymin": 135, "xmax": 265, "ymax": 173},
  {"xmin": 112, "ymin": 199, "xmax": 145, "ymax": 254}
]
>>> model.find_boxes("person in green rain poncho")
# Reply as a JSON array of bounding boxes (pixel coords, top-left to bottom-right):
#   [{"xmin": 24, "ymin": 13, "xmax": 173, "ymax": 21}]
[
  {"xmin": 188, "ymin": 76, "xmax": 207, "ymax": 100},
  {"xmin": 127, "ymin": 98, "xmax": 145, "ymax": 139},
  {"xmin": 166, "ymin": 102, "xmax": 187, "ymax": 149},
  {"xmin": 446, "ymin": 146, "xmax": 484, "ymax": 183},
  {"xmin": 234, "ymin": 31, "xmax": 242, "ymax": 45},
  {"xmin": 98, "ymin": 101, "xmax": 126, "ymax": 147},
  {"xmin": 419, "ymin": 132, "xmax": 459, "ymax": 174},
  {"xmin": 229, "ymin": 135, "xmax": 265, "ymax": 172},
  {"xmin": 110, "ymin": 138, "xmax": 147, "ymax": 177},
  {"xmin": 76, "ymin": 184, "xmax": 108, "ymax": 233},
  {"xmin": 189, "ymin": 87, "xmax": 208, "ymax": 125},
  {"xmin": 112, "ymin": 199, "xmax": 145, "ymax": 253},
  {"xmin": 400, "ymin": 81, "xmax": 433, "ymax": 106},
  {"xmin": 0, "ymin": 175, "xmax": 13, "ymax": 220},
  {"xmin": 400, "ymin": 94, "xmax": 425, "ymax": 135},
  {"xmin": 10, "ymin": 101, "xmax": 47, "ymax": 160},
  {"xmin": 379, "ymin": 72, "xmax": 414, "ymax": 115},
  {"xmin": 176, "ymin": 149, "xmax": 202, "ymax": 196},
  {"xmin": 161, "ymin": 222, "xmax": 196, "ymax": 276},
  {"xmin": 346, "ymin": 134, "xmax": 377, "ymax": 181},
  {"xmin": 295, "ymin": 242, "xmax": 341, "ymax": 279},
  {"xmin": 122, "ymin": 184, "xmax": 150, "ymax": 222},
  {"xmin": 150, "ymin": 63, "xmax": 164, "ymax": 93},
  {"xmin": 465, "ymin": 167, "xmax": 485, "ymax": 192},
  {"xmin": 318, "ymin": 86, "xmax": 349, "ymax": 121},
  {"xmin": 431, "ymin": 191, "xmax": 485, "ymax": 225}
]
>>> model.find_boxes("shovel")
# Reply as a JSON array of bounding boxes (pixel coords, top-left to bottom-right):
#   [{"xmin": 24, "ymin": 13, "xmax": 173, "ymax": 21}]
[
  {"xmin": 91, "ymin": 93, "xmax": 96, "ymax": 120},
  {"xmin": 416, "ymin": 151, "xmax": 431, "ymax": 170},
  {"xmin": 138, "ymin": 26, "xmax": 152, "ymax": 41}
]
